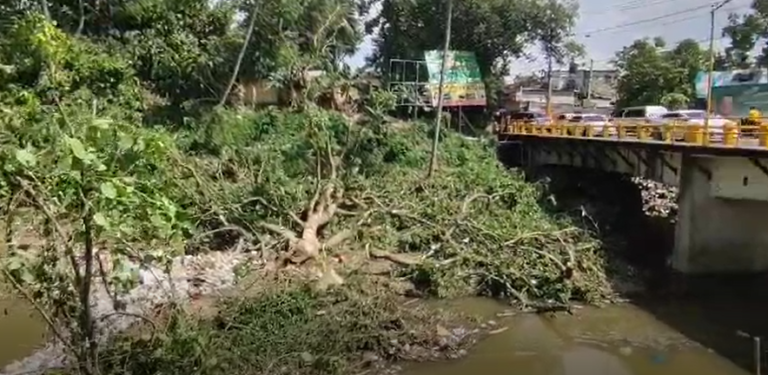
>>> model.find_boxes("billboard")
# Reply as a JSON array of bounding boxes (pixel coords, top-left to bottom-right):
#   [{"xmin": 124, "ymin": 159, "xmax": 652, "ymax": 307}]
[
  {"xmin": 712, "ymin": 84, "xmax": 768, "ymax": 118},
  {"xmin": 423, "ymin": 50, "xmax": 486, "ymax": 107},
  {"xmin": 694, "ymin": 69, "xmax": 768, "ymax": 98}
]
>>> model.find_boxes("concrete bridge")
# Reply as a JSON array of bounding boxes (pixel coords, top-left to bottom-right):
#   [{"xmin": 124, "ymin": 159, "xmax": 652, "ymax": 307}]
[{"xmin": 496, "ymin": 119, "xmax": 768, "ymax": 274}]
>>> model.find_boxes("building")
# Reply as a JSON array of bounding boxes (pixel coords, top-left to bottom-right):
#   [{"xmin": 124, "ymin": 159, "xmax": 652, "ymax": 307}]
[{"xmin": 550, "ymin": 68, "xmax": 618, "ymax": 98}]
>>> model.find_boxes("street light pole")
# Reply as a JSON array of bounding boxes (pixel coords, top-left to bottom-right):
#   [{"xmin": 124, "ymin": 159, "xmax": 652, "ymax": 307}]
[{"xmin": 705, "ymin": 0, "xmax": 733, "ymax": 143}]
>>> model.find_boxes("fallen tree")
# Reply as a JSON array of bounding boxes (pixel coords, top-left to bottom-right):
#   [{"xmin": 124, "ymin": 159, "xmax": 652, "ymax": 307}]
[
  {"xmin": 0, "ymin": 11, "xmax": 616, "ymax": 375},
  {"xmin": 176, "ymin": 107, "xmax": 614, "ymax": 304}
]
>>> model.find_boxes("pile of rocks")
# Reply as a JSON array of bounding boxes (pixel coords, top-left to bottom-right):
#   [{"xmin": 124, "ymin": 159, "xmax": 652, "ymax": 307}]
[
  {"xmin": 1, "ymin": 251, "xmax": 257, "ymax": 375},
  {"xmin": 631, "ymin": 177, "xmax": 678, "ymax": 219}
]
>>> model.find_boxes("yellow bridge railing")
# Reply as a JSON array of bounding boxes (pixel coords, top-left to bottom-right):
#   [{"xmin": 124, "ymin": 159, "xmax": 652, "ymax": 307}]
[{"xmin": 495, "ymin": 119, "xmax": 768, "ymax": 148}]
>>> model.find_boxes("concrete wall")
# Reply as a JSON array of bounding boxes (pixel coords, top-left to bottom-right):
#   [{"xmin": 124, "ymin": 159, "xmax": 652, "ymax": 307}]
[{"xmin": 673, "ymin": 155, "xmax": 768, "ymax": 274}]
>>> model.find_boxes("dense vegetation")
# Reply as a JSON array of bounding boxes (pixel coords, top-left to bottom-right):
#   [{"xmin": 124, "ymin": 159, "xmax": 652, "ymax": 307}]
[{"xmin": 0, "ymin": 1, "xmax": 614, "ymax": 374}]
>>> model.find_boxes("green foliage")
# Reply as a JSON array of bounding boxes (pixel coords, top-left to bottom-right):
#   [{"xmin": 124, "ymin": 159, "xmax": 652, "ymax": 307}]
[
  {"xmin": 614, "ymin": 37, "xmax": 705, "ymax": 108},
  {"xmin": 0, "ymin": 3, "xmax": 615, "ymax": 374},
  {"xmin": 721, "ymin": 1, "xmax": 768, "ymax": 69},
  {"xmin": 363, "ymin": 0, "xmax": 580, "ymax": 101},
  {"xmin": 0, "ymin": 14, "xmax": 142, "ymax": 110},
  {"xmin": 660, "ymin": 93, "xmax": 689, "ymax": 110},
  {"xmin": 97, "ymin": 279, "xmax": 471, "ymax": 375},
  {"xmin": 176, "ymin": 109, "xmax": 610, "ymax": 302},
  {"xmin": 0, "ymin": 87, "xmax": 189, "ymax": 372}
]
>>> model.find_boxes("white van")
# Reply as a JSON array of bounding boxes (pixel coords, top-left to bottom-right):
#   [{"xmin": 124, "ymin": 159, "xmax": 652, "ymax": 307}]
[{"xmin": 614, "ymin": 105, "xmax": 668, "ymax": 121}]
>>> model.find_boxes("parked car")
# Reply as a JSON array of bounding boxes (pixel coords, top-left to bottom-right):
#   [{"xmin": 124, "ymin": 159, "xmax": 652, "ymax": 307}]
[
  {"xmin": 556, "ymin": 113, "xmax": 580, "ymax": 122},
  {"xmin": 506, "ymin": 111, "xmax": 551, "ymax": 125},
  {"xmin": 613, "ymin": 105, "xmax": 668, "ymax": 122},
  {"xmin": 650, "ymin": 110, "xmax": 730, "ymax": 141},
  {"xmin": 566, "ymin": 114, "xmax": 615, "ymax": 136}
]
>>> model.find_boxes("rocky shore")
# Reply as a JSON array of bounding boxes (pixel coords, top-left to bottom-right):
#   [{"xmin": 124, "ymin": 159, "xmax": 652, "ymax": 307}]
[{"xmin": 1, "ymin": 251, "xmax": 255, "ymax": 375}]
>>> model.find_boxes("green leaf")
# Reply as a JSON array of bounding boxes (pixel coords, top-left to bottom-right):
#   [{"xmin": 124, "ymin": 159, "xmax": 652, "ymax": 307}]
[
  {"xmin": 100, "ymin": 182, "xmax": 117, "ymax": 199},
  {"xmin": 14, "ymin": 148, "xmax": 36, "ymax": 167},
  {"xmin": 118, "ymin": 133, "xmax": 134, "ymax": 150},
  {"xmin": 65, "ymin": 137, "xmax": 88, "ymax": 160},
  {"xmin": 92, "ymin": 118, "xmax": 112, "ymax": 129},
  {"xmin": 93, "ymin": 212, "xmax": 109, "ymax": 228},
  {"xmin": 19, "ymin": 269, "xmax": 35, "ymax": 284},
  {"xmin": 5, "ymin": 255, "xmax": 23, "ymax": 271}
]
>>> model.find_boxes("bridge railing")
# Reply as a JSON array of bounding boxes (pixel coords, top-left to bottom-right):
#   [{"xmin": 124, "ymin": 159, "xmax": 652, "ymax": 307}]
[{"xmin": 494, "ymin": 117, "xmax": 768, "ymax": 148}]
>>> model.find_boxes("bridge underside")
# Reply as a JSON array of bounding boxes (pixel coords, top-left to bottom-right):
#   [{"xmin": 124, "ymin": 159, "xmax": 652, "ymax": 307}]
[{"xmin": 499, "ymin": 136, "xmax": 768, "ymax": 274}]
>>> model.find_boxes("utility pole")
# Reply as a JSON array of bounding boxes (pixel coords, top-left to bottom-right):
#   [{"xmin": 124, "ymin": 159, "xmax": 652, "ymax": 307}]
[
  {"xmin": 427, "ymin": 0, "xmax": 452, "ymax": 178},
  {"xmin": 544, "ymin": 9, "xmax": 554, "ymax": 118},
  {"xmin": 705, "ymin": 0, "xmax": 733, "ymax": 141},
  {"xmin": 546, "ymin": 54, "xmax": 553, "ymax": 117},
  {"xmin": 586, "ymin": 58, "xmax": 594, "ymax": 100}
]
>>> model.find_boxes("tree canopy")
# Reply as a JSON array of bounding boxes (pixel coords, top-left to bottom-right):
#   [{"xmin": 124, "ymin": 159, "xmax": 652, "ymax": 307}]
[
  {"xmin": 720, "ymin": 0, "xmax": 768, "ymax": 69},
  {"xmin": 613, "ymin": 38, "xmax": 706, "ymax": 108},
  {"xmin": 0, "ymin": 0, "xmax": 361, "ymax": 111},
  {"xmin": 361, "ymin": 0, "xmax": 581, "ymax": 97}
]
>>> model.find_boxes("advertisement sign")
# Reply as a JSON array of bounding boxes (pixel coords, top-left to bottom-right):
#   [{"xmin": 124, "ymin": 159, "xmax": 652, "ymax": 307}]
[
  {"xmin": 694, "ymin": 70, "xmax": 768, "ymax": 98},
  {"xmin": 712, "ymin": 84, "xmax": 768, "ymax": 117},
  {"xmin": 423, "ymin": 50, "xmax": 487, "ymax": 107}
]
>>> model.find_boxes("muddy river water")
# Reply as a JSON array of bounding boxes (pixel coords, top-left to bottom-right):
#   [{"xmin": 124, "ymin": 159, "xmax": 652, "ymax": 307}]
[
  {"xmin": 0, "ymin": 297, "xmax": 47, "ymax": 369},
  {"xmin": 404, "ymin": 299, "xmax": 755, "ymax": 375},
  {"xmin": 1, "ymin": 287, "xmax": 766, "ymax": 375}
]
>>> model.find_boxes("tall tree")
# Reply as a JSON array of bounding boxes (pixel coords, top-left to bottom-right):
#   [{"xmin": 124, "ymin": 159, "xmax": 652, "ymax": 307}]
[
  {"xmin": 361, "ymin": 0, "xmax": 580, "ymax": 103},
  {"xmin": 613, "ymin": 38, "xmax": 705, "ymax": 108},
  {"xmin": 720, "ymin": 0, "xmax": 768, "ymax": 68},
  {"xmin": 1, "ymin": 0, "xmax": 362, "ymax": 108}
]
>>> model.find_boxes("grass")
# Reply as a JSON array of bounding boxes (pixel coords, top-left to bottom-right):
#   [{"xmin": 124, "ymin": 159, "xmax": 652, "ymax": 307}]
[{"xmin": 94, "ymin": 276, "xmax": 479, "ymax": 375}]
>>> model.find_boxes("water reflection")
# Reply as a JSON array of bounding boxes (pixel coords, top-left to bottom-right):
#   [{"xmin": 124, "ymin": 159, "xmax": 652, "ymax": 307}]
[{"xmin": 404, "ymin": 301, "xmax": 750, "ymax": 375}]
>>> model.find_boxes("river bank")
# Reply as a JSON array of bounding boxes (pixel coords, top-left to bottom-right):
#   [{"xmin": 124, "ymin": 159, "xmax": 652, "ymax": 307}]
[
  {"xmin": 1, "ymin": 249, "xmax": 489, "ymax": 374},
  {"xmin": 403, "ymin": 298, "xmax": 753, "ymax": 375},
  {"xmin": 0, "ymin": 142, "xmax": 673, "ymax": 375}
]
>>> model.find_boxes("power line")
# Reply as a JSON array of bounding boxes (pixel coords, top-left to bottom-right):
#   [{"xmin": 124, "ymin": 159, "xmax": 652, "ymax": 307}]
[
  {"xmin": 580, "ymin": 3, "xmax": 715, "ymax": 36},
  {"xmin": 583, "ymin": 5, "xmax": 748, "ymax": 36},
  {"xmin": 583, "ymin": 0, "xmax": 679, "ymax": 16}
]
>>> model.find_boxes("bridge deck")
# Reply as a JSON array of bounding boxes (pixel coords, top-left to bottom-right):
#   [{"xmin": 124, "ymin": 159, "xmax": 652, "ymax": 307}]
[{"xmin": 496, "ymin": 121, "xmax": 768, "ymax": 157}]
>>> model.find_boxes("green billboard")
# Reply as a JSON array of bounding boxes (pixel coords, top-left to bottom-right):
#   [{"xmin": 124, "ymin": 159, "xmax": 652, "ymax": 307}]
[{"xmin": 423, "ymin": 50, "xmax": 486, "ymax": 107}]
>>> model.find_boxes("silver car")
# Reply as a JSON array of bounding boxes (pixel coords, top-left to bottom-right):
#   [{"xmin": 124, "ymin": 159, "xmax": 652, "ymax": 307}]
[
  {"xmin": 567, "ymin": 114, "xmax": 615, "ymax": 136},
  {"xmin": 652, "ymin": 110, "xmax": 730, "ymax": 141}
]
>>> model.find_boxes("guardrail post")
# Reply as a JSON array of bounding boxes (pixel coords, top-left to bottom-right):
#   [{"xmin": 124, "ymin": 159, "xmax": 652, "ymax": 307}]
[
  {"xmin": 662, "ymin": 124, "xmax": 672, "ymax": 142},
  {"xmin": 759, "ymin": 124, "xmax": 768, "ymax": 147},
  {"xmin": 585, "ymin": 125, "xmax": 594, "ymax": 137},
  {"xmin": 637, "ymin": 125, "xmax": 648, "ymax": 140},
  {"xmin": 685, "ymin": 124, "xmax": 704, "ymax": 144},
  {"xmin": 554, "ymin": 123, "xmax": 563, "ymax": 136},
  {"xmin": 723, "ymin": 123, "xmax": 738, "ymax": 146},
  {"xmin": 618, "ymin": 123, "xmax": 626, "ymax": 139}
]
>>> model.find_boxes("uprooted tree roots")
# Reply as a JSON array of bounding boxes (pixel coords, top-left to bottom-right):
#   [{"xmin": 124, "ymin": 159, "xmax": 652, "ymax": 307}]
[
  {"xmin": 261, "ymin": 139, "xmax": 351, "ymax": 268},
  {"xmin": 177, "ymin": 109, "xmax": 615, "ymax": 304}
]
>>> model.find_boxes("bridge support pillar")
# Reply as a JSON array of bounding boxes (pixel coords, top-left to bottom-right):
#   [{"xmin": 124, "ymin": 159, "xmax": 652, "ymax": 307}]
[{"xmin": 672, "ymin": 155, "xmax": 768, "ymax": 274}]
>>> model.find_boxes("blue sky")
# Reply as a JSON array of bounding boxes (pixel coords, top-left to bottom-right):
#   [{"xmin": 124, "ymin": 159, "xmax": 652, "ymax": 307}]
[{"xmin": 346, "ymin": 0, "xmax": 753, "ymax": 75}]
